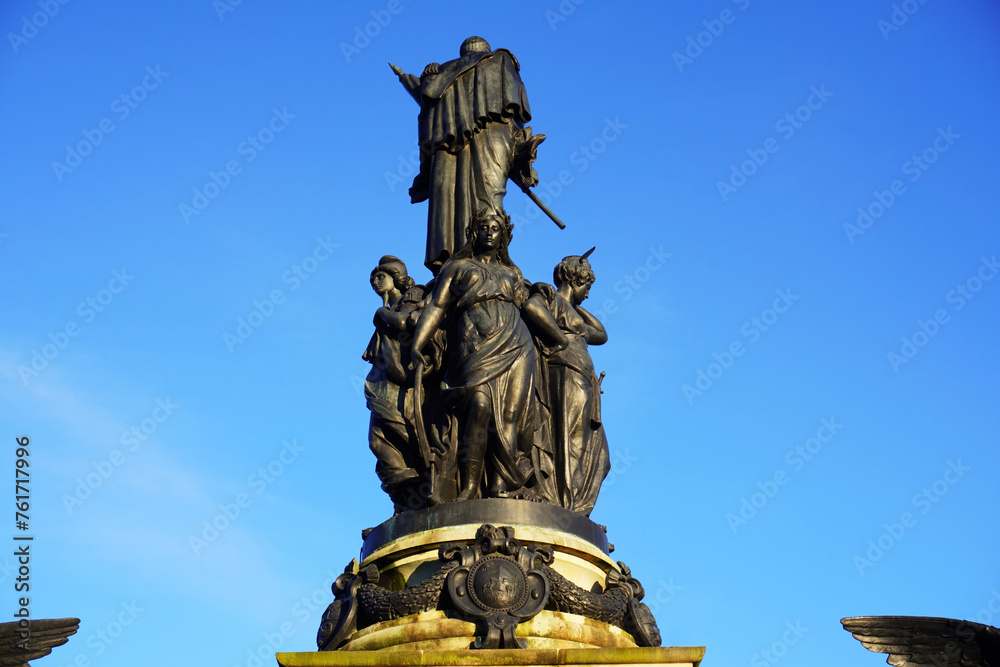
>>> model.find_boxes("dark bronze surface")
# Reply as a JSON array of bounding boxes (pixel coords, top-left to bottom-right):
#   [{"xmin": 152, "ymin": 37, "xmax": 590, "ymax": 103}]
[
  {"xmin": 363, "ymin": 39, "xmax": 615, "ymax": 517},
  {"xmin": 362, "ymin": 219, "xmax": 612, "ymax": 515},
  {"xmin": 360, "ymin": 498, "xmax": 609, "ymax": 561},
  {"xmin": 841, "ymin": 616, "xmax": 1000, "ymax": 667},
  {"xmin": 390, "ymin": 37, "xmax": 555, "ymax": 274},
  {"xmin": 0, "ymin": 618, "xmax": 80, "ymax": 667}
]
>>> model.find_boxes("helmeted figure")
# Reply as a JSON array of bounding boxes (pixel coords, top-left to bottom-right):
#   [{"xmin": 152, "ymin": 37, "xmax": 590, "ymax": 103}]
[
  {"xmin": 526, "ymin": 250, "xmax": 610, "ymax": 516},
  {"xmin": 392, "ymin": 36, "xmax": 544, "ymax": 274}
]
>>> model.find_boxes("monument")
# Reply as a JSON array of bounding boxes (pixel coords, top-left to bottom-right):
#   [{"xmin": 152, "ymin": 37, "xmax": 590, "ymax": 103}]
[{"xmin": 276, "ymin": 37, "xmax": 705, "ymax": 667}]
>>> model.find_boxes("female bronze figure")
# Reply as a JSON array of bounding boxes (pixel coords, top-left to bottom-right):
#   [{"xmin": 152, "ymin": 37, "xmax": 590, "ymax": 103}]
[
  {"xmin": 411, "ymin": 212, "xmax": 536, "ymax": 501},
  {"xmin": 527, "ymin": 249, "xmax": 609, "ymax": 516}
]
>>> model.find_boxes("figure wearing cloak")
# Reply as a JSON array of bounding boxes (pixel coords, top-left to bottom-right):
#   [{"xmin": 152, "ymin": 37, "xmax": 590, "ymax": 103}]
[{"xmin": 393, "ymin": 36, "xmax": 544, "ymax": 274}]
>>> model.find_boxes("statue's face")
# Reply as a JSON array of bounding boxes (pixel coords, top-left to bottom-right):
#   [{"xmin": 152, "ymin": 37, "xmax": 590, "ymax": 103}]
[
  {"xmin": 572, "ymin": 278, "xmax": 592, "ymax": 305},
  {"xmin": 371, "ymin": 270, "xmax": 393, "ymax": 295},
  {"xmin": 475, "ymin": 219, "xmax": 503, "ymax": 252}
]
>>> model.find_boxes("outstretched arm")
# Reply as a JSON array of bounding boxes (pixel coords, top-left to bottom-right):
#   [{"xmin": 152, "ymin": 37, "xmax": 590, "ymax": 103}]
[{"xmin": 388, "ymin": 62, "xmax": 421, "ymax": 103}]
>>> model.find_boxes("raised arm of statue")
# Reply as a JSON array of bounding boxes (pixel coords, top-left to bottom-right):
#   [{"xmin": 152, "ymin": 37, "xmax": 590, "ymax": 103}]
[{"xmin": 389, "ymin": 62, "xmax": 421, "ymax": 103}]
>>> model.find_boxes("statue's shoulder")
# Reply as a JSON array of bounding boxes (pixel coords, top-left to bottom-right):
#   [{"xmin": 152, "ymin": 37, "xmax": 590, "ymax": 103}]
[
  {"xmin": 529, "ymin": 281, "xmax": 558, "ymax": 303},
  {"xmin": 491, "ymin": 48, "xmax": 520, "ymax": 71},
  {"xmin": 401, "ymin": 284, "xmax": 426, "ymax": 304}
]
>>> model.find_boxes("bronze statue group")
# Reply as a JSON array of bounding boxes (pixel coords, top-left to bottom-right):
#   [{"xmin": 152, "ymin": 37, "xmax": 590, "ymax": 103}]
[
  {"xmin": 359, "ymin": 37, "xmax": 613, "ymax": 517},
  {"xmin": 363, "ymin": 220, "xmax": 610, "ymax": 517}
]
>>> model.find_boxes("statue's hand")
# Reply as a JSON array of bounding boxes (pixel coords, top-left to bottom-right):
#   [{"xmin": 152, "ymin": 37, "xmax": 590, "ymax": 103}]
[
  {"xmin": 421, "ymin": 62, "xmax": 439, "ymax": 78},
  {"xmin": 388, "ymin": 62, "xmax": 402, "ymax": 76},
  {"xmin": 412, "ymin": 348, "xmax": 429, "ymax": 369}
]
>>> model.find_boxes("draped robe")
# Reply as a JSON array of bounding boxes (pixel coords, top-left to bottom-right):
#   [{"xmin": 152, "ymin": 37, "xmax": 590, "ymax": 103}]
[{"xmin": 397, "ymin": 50, "xmax": 534, "ymax": 272}]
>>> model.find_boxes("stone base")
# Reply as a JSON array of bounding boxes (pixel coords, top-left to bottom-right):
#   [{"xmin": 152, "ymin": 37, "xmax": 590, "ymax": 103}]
[
  {"xmin": 360, "ymin": 499, "xmax": 615, "ymax": 593},
  {"xmin": 341, "ymin": 610, "xmax": 638, "ymax": 651},
  {"xmin": 277, "ymin": 646, "xmax": 705, "ymax": 667},
  {"xmin": 314, "ymin": 500, "xmax": 688, "ymax": 656}
]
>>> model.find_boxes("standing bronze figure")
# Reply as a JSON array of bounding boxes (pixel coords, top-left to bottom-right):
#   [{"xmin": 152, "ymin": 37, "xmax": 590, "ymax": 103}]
[
  {"xmin": 362, "ymin": 255, "xmax": 425, "ymax": 513},
  {"xmin": 527, "ymin": 250, "xmax": 610, "ymax": 516},
  {"xmin": 411, "ymin": 211, "xmax": 537, "ymax": 500},
  {"xmin": 391, "ymin": 36, "xmax": 545, "ymax": 274}
]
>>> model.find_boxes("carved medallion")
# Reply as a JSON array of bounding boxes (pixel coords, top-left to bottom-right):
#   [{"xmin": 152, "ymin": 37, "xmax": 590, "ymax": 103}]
[
  {"xmin": 467, "ymin": 556, "xmax": 528, "ymax": 611},
  {"xmin": 442, "ymin": 525, "xmax": 552, "ymax": 649}
]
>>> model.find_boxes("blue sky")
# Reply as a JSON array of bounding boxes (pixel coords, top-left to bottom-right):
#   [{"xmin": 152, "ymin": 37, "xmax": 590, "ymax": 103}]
[{"xmin": 2, "ymin": 1, "xmax": 999, "ymax": 666}]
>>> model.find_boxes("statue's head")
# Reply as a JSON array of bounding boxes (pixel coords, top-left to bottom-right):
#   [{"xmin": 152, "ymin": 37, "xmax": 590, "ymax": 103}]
[
  {"xmin": 446, "ymin": 208, "xmax": 517, "ymax": 269},
  {"xmin": 465, "ymin": 209, "xmax": 513, "ymax": 254},
  {"xmin": 554, "ymin": 248, "xmax": 596, "ymax": 304},
  {"xmin": 460, "ymin": 36, "xmax": 491, "ymax": 56},
  {"xmin": 370, "ymin": 255, "xmax": 414, "ymax": 295}
]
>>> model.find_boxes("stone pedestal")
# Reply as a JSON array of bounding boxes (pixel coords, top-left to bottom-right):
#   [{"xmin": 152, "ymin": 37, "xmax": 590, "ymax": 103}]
[
  {"xmin": 277, "ymin": 646, "xmax": 705, "ymax": 667},
  {"xmin": 300, "ymin": 499, "xmax": 705, "ymax": 664},
  {"xmin": 360, "ymin": 499, "xmax": 615, "ymax": 594}
]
